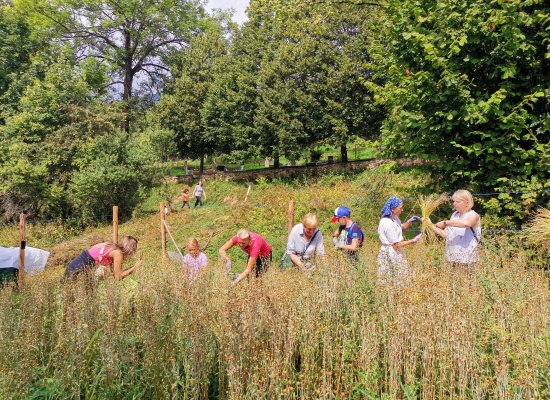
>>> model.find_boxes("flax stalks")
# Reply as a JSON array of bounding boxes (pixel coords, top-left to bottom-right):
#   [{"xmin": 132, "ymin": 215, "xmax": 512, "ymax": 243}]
[
  {"xmin": 525, "ymin": 207, "xmax": 550, "ymax": 246},
  {"xmin": 419, "ymin": 193, "xmax": 448, "ymax": 240}
]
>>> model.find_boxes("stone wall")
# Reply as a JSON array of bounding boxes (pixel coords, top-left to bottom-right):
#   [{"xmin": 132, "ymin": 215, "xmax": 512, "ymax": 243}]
[{"xmin": 165, "ymin": 158, "xmax": 421, "ymax": 184}]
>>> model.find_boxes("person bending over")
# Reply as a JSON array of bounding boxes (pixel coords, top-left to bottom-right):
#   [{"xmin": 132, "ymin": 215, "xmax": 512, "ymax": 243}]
[
  {"xmin": 219, "ymin": 229, "xmax": 272, "ymax": 285},
  {"xmin": 285, "ymin": 213, "xmax": 325, "ymax": 274},
  {"xmin": 64, "ymin": 236, "xmax": 139, "ymax": 282}
]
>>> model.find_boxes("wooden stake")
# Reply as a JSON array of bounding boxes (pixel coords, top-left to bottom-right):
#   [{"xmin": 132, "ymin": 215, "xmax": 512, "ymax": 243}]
[
  {"xmin": 19, "ymin": 213, "xmax": 26, "ymax": 281},
  {"xmin": 288, "ymin": 200, "xmax": 295, "ymax": 238},
  {"xmin": 244, "ymin": 185, "xmax": 251, "ymax": 202},
  {"xmin": 113, "ymin": 206, "xmax": 119, "ymax": 243},
  {"xmin": 160, "ymin": 202, "xmax": 167, "ymax": 257}
]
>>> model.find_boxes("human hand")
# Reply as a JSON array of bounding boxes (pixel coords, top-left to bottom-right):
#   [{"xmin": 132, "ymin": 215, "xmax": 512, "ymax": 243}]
[
  {"xmin": 225, "ymin": 259, "xmax": 233, "ymax": 272},
  {"xmin": 411, "ymin": 233, "xmax": 423, "ymax": 243},
  {"xmin": 407, "ymin": 216, "xmax": 421, "ymax": 224}
]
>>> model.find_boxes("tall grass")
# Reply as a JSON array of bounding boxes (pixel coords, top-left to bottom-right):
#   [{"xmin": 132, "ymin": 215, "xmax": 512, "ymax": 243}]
[
  {"xmin": 0, "ymin": 236, "xmax": 549, "ymax": 399},
  {"xmin": 1, "ymin": 170, "xmax": 549, "ymax": 399}
]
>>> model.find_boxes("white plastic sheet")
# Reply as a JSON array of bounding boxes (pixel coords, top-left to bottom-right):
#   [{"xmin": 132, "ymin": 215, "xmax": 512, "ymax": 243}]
[{"xmin": 0, "ymin": 246, "xmax": 50, "ymax": 276}]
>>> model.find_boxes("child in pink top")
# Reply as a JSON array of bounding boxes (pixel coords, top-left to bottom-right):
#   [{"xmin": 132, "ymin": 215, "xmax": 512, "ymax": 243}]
[
  {"xmin": 182, "ymin": 238, "xmax": 208, "ymax": 283},
  {"xmin": 219, "ymin": 230, "xmax": 272, "ymax": 285}
]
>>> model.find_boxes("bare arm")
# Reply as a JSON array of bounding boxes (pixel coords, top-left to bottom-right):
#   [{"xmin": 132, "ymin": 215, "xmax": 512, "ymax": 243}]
[
  {"xmin": 219, "ymin": 239, "xmax": 235, "ymax": 261},
  {"xmin": 111, "ymin": 249, "xmax": 137, "ymax": 280},
  {"xmin": 392, "ymin": 238, "xmax": 418, "ymax": 249},
  {"xmin": 234, "ymin": 256, "xmax": 256, "ymax": 284},
  {"xmin": 340, "ymin": 238, "xmax": 359, "ymax": 252},
  {"xmin": 289, "ymin": 254, "xmax": 303, "ymax": 267},
  {"xmin": 435, "ymin": 213, "xmax": 479, "ymax": 229},
  {"xmin": 202, "ymin": 188, "xmax": 206, "ymax": 200}
]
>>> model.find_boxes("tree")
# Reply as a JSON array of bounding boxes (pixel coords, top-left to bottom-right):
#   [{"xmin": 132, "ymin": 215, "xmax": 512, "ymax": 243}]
[
  {"xmin": 0, "ymin": 6, "xmax": 44, "ymax": 122},
  {"xmin": 371, "ymin": 0, "xmax": 550, "ymax": 218},
  {"xmin": 203, "ymin": 0, "xmax": 385, "ymax": 165},
  {"xmin": 154, "ymin": 30, "xmax": 228, "ymax": 172},
  {"xmin": 17, "ymin": 0, "xmax": 212, "ymax": 133}
]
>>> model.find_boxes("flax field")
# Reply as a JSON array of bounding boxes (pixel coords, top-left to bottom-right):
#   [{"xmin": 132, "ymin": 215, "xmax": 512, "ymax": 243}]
[{"xmin": 0, "ymin": 170, "xmax": 549, "ymax": 399}]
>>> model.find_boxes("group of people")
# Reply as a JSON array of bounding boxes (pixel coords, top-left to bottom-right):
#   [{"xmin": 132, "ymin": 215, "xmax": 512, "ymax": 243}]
[
  {"xmin": 64, "ymin": 189, "xmax": 481, "ymax": 285},
  {"xmin": 181, "ymin": 180, "xmax": 206, "ymax": 209}
]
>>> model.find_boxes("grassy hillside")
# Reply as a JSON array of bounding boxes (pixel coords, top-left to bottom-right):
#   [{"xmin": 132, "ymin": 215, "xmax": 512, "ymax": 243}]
[{"xmin": 0, "ymin": 167, "xmax": 549, "ymax": 399}]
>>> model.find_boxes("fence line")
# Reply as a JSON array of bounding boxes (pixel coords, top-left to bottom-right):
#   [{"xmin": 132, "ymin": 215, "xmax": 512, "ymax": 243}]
[
  {"xmin": 166, "ymin": 224, "xmax": 524, "ymax": 234},
  {"xmin": 27, "ymin": 214, "xmax": 113, "ymax": 224},
  {"xmin": 29, "ymin": 234, "xmax": 111, "ymax": 246},
  {"xmin": 166, "ymin": 189, "xmax": 550, "ymax": 210}
]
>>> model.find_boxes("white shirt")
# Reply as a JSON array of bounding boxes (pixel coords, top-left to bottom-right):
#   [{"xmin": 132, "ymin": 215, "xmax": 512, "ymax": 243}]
[
  {"xmin": 286, "ymin": 223, "xmax": 325, "ymax": 260},
  {"xmin": 445, "ymin": 210, "xmax": 481, "ymax": 263},
  {"xmin": 377, "ymin": 216, "xmax": 407, "ymax": 272}
]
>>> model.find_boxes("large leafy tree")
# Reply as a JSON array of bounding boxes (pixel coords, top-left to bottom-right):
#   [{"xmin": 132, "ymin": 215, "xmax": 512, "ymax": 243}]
[
  {"xmin": 204, "ymin": 0, "xmax": 384, "ymax": 165},
  {"xmin": 153, "ymin": 30, "xmax": 227, "ymax": 172},
  {"xmin": 16, "ymin": 0, "xmax": 212, "ymax": 133},
  {"xmin": 0, "ymin": 6, "xmax": 44, "ymax": 122},
  {"xmin": 372, "ymin": 0, "xmax": 550, "ymax": 210}
]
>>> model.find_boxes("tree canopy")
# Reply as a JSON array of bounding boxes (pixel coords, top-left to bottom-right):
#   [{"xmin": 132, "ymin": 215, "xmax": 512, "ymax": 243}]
[{"xmin": 371, "ymin": 0, "xmax": 550, "ymax": 206}]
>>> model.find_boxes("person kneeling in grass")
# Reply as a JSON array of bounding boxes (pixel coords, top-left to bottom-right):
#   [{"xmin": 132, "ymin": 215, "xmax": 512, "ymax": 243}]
[
  {"xmin": 182, "ymin": 237, "xmax": 208, "ymax": 284},
  {"xmin": 219, "ymin": 229, "xmax": 272, "ymax": 285}
]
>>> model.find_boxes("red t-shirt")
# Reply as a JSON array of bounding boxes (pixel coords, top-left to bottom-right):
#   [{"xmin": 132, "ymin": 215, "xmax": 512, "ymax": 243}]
[{"xmin": 231, "ymin": 232, "xmax": 271, "ymax": 258}]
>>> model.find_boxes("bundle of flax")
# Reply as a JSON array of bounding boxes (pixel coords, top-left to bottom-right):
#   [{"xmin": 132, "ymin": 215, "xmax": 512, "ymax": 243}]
[
  {"xmin": 419, "ymin": 193, "xmax": 448, "ymax": 240},
  {"xmin": 525, "ymin": 207, "xmax": 550, "ymax": 246}
]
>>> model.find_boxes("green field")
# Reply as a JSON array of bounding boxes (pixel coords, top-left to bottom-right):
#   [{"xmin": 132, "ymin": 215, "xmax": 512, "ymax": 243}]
[{"xmin": 0, "ymin": 167, "xmax": 549, "ymax": 399}]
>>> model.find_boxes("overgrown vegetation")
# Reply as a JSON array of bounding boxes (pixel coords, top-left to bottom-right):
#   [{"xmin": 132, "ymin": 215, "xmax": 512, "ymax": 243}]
[{"xmin": 0, "ymin": 170, "xmax": 549, "ymax": 399}]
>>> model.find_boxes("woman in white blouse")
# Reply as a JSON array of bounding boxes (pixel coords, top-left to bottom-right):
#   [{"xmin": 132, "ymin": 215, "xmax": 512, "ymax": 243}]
[
  {"xmin": 427, "ymin": 189, "xmax": 481, "ymax": 271},
  {"xmin": 377, "ymin": 196, "xmax": 424, "ymax": 281}
]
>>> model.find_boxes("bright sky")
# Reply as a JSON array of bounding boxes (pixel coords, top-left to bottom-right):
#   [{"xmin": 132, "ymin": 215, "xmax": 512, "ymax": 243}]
[{"xmin": 206, "ymin": 0, "xmax": 250, "ymax": 25}]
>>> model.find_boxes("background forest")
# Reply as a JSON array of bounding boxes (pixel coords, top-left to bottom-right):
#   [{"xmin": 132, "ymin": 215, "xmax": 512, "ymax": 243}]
[{"xmin": 0, "ymin": 0, "xmax": 549, "ymax": 225}]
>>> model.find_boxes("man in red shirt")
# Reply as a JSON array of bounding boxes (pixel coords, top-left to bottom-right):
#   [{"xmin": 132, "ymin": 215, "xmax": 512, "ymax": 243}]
[{"xmin": 219, "ymin": 229, "xmax": 272, "ymax": 285}]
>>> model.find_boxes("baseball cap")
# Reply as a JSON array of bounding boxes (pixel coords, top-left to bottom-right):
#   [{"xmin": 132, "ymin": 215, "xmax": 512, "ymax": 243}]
[{"xmin": 330, "ymin": 206, "xmax": 350, "ymax": 223}]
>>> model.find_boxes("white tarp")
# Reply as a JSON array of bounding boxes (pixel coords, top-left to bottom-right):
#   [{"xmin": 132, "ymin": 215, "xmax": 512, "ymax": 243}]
[{"xmin": 0, "ymin": 246, "xmax": 50, "ymax": 276}]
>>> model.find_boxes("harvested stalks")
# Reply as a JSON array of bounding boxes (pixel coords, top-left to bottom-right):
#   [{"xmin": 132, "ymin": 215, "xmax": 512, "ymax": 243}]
[
  {"xmin": 525, "ymin": 207, "xmax": 550, "ymax": 246},
  {"xmin": 419, "ymin": 193, "xmax": 448, "ymax": 239}
]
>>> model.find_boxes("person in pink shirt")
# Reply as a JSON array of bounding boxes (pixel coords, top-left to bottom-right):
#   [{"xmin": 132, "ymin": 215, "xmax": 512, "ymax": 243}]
[
  {"xmin": 64, "ymin": 236, "xmax": 139, "ymax": 282},
  {"xmin": 182, "ymin": 238, "xmax": 208, "ymax": 284},
  {"xmin": 219, "ymin": 229, "xmax": 272, "ymax": 285}
]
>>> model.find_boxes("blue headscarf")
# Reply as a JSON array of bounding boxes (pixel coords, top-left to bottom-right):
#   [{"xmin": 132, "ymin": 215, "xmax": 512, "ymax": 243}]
[{"xmin": 381, "ymin": 196, "xmax": 402, "ymax": 218}]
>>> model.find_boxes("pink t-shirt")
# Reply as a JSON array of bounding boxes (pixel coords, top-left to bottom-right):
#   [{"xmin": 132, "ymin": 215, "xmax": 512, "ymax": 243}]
[
  {"xmin": 182, "ymin": 252, "xmax": 208, "ymax": 283},
  {"xmin": 88, "ymin": 246, "xmax": 113, "ymax": 266},
  {"xmin": 231, "ymin": 232, "xmax": 271, "ymax": 258}
]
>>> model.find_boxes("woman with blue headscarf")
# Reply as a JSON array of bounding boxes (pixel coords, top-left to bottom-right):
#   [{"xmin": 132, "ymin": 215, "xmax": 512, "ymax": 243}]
[{"xmin": 377, "ymin": 196, "xmax": 424, "ymax": 281}]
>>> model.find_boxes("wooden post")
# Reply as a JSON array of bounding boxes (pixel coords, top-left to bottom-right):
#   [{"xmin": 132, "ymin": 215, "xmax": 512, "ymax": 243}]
[
  {"xmin": 244, "ymin": 185, "xmax": 251, "ymax": 202},
  {"xmin": 113, "ymin": 206, "xmax": 119, "ymax": 243},
  {"xmin": 19, "ymin": 213, "xmax": 26, "ymax": 281},
  {"xmin": 288, "ymin": 200, "xmax": 295, "ymax": 238},
  {"xmin": 160, "ymin": 202, "xmax": 167, "ymax": 257}
]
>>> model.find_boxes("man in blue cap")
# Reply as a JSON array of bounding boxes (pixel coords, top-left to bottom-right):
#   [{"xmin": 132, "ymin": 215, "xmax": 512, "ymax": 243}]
[{"xmin": 331, "ymin": 206, "xmax": 364, "ymax": 262}]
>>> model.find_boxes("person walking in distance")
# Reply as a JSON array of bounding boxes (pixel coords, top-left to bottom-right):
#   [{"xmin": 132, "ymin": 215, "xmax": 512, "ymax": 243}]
[
  {"xmin": 181, "ymin": 188, "xmax": 190, "ymax": 209},
  {"xmin": 192, "ymin": 180, "xmax": 206, "ymax": 207}
]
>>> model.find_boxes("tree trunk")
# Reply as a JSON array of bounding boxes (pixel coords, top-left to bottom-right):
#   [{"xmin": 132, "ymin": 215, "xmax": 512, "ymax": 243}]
[
  {"xmin": 274, "ymin": 154, "xmax": 280, "ymax": 168},
  {"xmin": 121, "ymin": 69, "xmax": 133, "ymax": 135},
  {"xmin": 199, "ymin": 155, "xmax": 204, "ymax": 174},
  {"xmin": 340, "ymin": 145, "xmax": 348, "ymax": 163}
]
